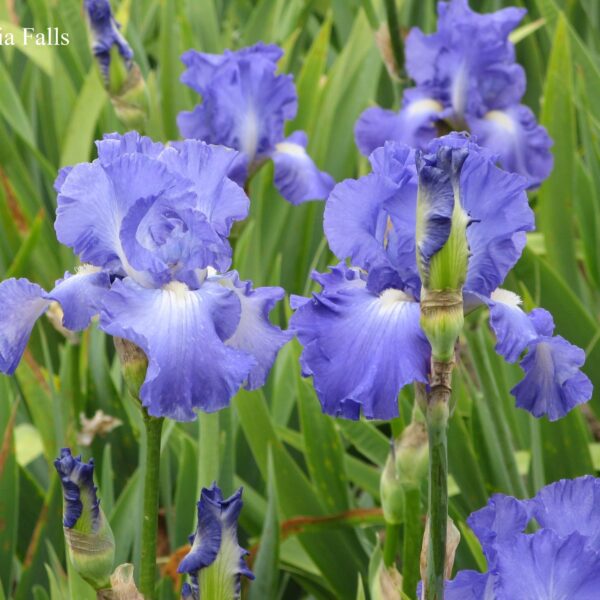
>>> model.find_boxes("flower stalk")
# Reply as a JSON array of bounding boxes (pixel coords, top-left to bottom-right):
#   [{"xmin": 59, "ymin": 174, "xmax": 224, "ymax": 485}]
[
  {"xmin": 424, "ymin": 359, "xmax": 452, "ymax": 600},
  {"xmin": 140, "ymin": 410, "xmax": 163, "ymax": 599}
]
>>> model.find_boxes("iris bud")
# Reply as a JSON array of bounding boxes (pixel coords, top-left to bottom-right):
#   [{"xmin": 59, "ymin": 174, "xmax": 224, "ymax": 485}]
[
  {"xmin": 84, "ymin": 0, "xmax": 149, "ymax": 129},
  {"xmin": 54, "ymin": 448, "xmax": 115, "ymax": 590},
  {"xmin": 114, "ymin": 337, "xmax": 148, "ymax": 400},
  {"xmin": 416, "ymin": 144, "xmax": 469, "ymax": 362},
  {"xmin": 380, "ymin": 421, "xmax": 429, "ymax": 524},
  {"xmin": 178, "ymin": 484, "xmax": 254, "ymax": 600}
]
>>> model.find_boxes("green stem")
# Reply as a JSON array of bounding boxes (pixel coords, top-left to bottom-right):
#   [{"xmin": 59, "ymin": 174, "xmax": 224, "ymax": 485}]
[
  {"xmin": 402, "ymin": 486, "xmax": 423, "ymax": 597},
  {"xmin": 140, "ymin": 410, "xmax": 164, "ymax": 599},
  {"xmin": 424, "ymin": 361, "xmax": 451, "ymax": 600},
  {"xmin": 383, "ymin": 0, "xmax": 405, "ymax": 78},
  {"xmin": 383, "ymin": 522, "xmax": 401, "ymax": 567}
]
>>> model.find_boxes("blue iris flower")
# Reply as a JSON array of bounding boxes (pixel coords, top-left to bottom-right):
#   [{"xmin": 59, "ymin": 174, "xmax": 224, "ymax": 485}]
[
  {"xmin": 177, "ymin": 43, "xmax": 335, "ymax": 204},
  {"xmin": 421, "ymin": 476, "xmax": 600, "ymax": 599},
  {"xmin": 355, "ymin": 0, "xmax": 553, "ymax": 188},
  {"xmin": 0, "ymin": 132, "xmax": 291, "ymax": 421},
  {"xmin": 84, "ymin": 0, "xmax": 133, "ymax": 79},
  {"xmin": 178, "ymin": 484, "xmax": 254, "ymax": 600},
  {"xmin": 290, "ymin": 133, "xmax": 591, "ymax": 421}
]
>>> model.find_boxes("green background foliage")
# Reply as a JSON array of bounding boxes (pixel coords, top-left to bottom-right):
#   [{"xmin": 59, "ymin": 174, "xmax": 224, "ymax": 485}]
[{"xmin": 0, "ymin": 0, "xmax": 598, "ymax": 598}]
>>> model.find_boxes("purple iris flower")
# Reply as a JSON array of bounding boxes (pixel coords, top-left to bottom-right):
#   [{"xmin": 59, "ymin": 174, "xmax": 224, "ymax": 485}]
[
  {"xmin": 355, "ymin": 0, "xmax": 553, "ymax": 188},
  {"xmin": 0, "ymin": 132, "xmax": 291, "ymax": 421},
  {"xmin": 425, "ymin": 476, "xmax": 600, "ymax": 599},
  {"xmin": 177, "ymin": 43, "xmax": 335, "ymax": 204},
  {"xmin": 178, "ymin": 484, "xmax": 254, "ymax": 600},
  {"xmin": 84, "ymin": 0, "xmax": 133, "ymax": 79},
  {"xmin": 290, "ymin": 133, "xmax": 591, "ymax": 421}
]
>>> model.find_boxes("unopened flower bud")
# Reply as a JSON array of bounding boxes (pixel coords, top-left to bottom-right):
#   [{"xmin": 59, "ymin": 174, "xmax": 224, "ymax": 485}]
[
  {"xmin": 114, "ymin": 337, "xmax": 148, "ymax": 400},
  {"xmin": 84, "ymin": 0, "xmax": 148, "ymax": 129},
  {"xmin": 380, "ymin": 422, "xmax": 429, "ymax": 524},
  {"xmin": 54, "ymin": 448, "xmax": 115, "ymax": 590},
  {"xmin": 178, "ymin": 484, "xmax": 254, "ymax": 600},
  {"xmin": 416, "ymin": 143, "xmax": 469, "ymax": 362},
  {"xmin": 370, "ymin": 553, "xmax": 403, "ymax": 600}
]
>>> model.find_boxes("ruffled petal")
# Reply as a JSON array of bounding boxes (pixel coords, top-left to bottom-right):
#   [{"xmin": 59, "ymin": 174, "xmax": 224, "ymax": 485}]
[
  {"xmin": 485, "ymin": 290, "xmax": 543, "ymax": 363},
  {"xmin": 0, "ymin": 278, "xmax": 50, "ymax": 374},
  {"xmin": 469, "ymin": 105, "xmax": 554, "ymax": 187},
  {"xmin": 178, "ymin": 45, "xmax": 297, "ymax": 165},
  {"xmin": 55, "ymin": 153, "xmax": 191, "ymax": 276},
  {"xmin": 457, "ymin": 139, "xmax": 533, "ymax": 296},
  {"xmin": 512, "ymin": 335, "xmax": 593, "ymax": 421},
  {"xmin": 290, "ymin": 265, "xmax": 430, "ymax": 420},
  {"xmin": 48, "ymin": 268, "xmax": 112, "ymax": 331},
  {"xmin": 271, "ymin": 131, "xmax": 335, "ymax": 204},
  {"xmin": 531, "ymin": 476, "xmax": 600, "ymax": 551},
  {"xmin": 354, "ymin": 93, "xmax": 443, "ymax": 156},
  {"xmin": 467, "ymin": 493, "xmax": 530, "ymax": 560},
  {"xmin": 324, "ymin": 142, "xmax": 419, "ymax": 294},
  {"xmin": 405, "ymin": 0, "xmax": 526, "ymax": 120},
  {"xmin": 212, "ymin": 271, "xmax": 291, "ymax": 389},
  {"xmin": 95, "ymin": 131, "xmax": 164, "ymax": 165},
  {"xmin": 159, "ymin": 140, "xmax": 249, "ymax": 236},
  {"xmin": 495, "ymin": 530, "xmax": 600, "ymax": 600},
  {"xmin": 99, "ymin": 278, "xmax": 254, "ymax": 421}
]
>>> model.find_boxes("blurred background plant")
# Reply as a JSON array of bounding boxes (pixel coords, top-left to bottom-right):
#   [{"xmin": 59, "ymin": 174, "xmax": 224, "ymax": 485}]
[{"xmin": 0, "ymin": 0, "xmax": 599, "ymax": 598}]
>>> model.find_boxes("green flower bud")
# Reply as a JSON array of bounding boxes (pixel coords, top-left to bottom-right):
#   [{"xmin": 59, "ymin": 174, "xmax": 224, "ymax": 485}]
[
  {"xmin": 114, "ymin": 337, "xmax": 148, "ymax": 400},
  {"xmin": 380, "ymin": 422, "xmax": 429, "ymax": 525}
]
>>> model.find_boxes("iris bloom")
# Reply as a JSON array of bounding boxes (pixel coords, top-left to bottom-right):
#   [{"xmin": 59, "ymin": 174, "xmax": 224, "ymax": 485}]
[
  {"xmin": 290, "ymin": 133, "xmax": 591, "ymax": 421},
  {"xmin": 0, "ymin": 132, "xmax": 290, "ymax": 421},
  {"xmin": 178, "ymin": 484, "xmax": 253, "ymax": 600},
  {"xmin": 84, "ymin": 0, "xmax": 133, "ymax": 80},
  {"xmin": 54, "ymin": 448, "xmax": 115, "ymax": 589},
  {"xmin": 422, "ymin": 476, "xmax": 600, "ymax": 599},
  {"xmin": 178, "ymin": 43, "xmax": 334, "ymax": 204},
  {"xmin": 355, "ymin": 0, "xmax": 553, "ymax": 187}
]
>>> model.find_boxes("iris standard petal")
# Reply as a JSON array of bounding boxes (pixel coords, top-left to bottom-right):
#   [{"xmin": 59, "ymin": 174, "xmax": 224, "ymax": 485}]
[
  {"xmin": 512, "ymin": 335, "xmax": 593, "ymax": 421},
  {"xmin": 55, "ymin": 153, "xmax": 192, "ymax": 276},
  {"xmin": 99, "ymin": 278, "xmax": 254, "ymax": 421},
  {"xmin": 459, "ymin": 142, "xmax": 533, "ymax": 297},
  {"xmin": 495, "ymin": 530, "xmax": 600, "ymax": 600},
  {"xmin": 178, "ymin": 46, "xmax": 297, "ymax": 165},
  {"xmin": 95, "ymin": 131, "xmax": 164, "ymax": 165},
  {"xmin": 48, "ymin": 268, "xmax": 112, "ymax": 331},
  {"xmin": 271, "ymin": 131, "xmax": 335, "ymax": 204},
  {"xmin": 531, "ymin": 476, "xmax": 600, "ymax": 551},
  {"xmin": 405, "ymin": 0, "xmax": 526, "ymax": 120},
  {"xmin": 290, "ymin": 266, "xmax": 429, "ymax": 420},
  {"xmin": 159, "ymin": 140, "xmax": 249, "ymax": 236},
  {"xmin": 467, "ymin": 493, "xmax": 530, "ymax": 560},
  {"xmin": 213, "ymin": 272, "xmax": 291, "ymax": 390},
  {"xmin": 469, "ymin": 105, "xmax": 554, "ymax": 188},
  {"xmin": 0, "ymin": 278, "xmax": 50, "ymax": 374}
]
